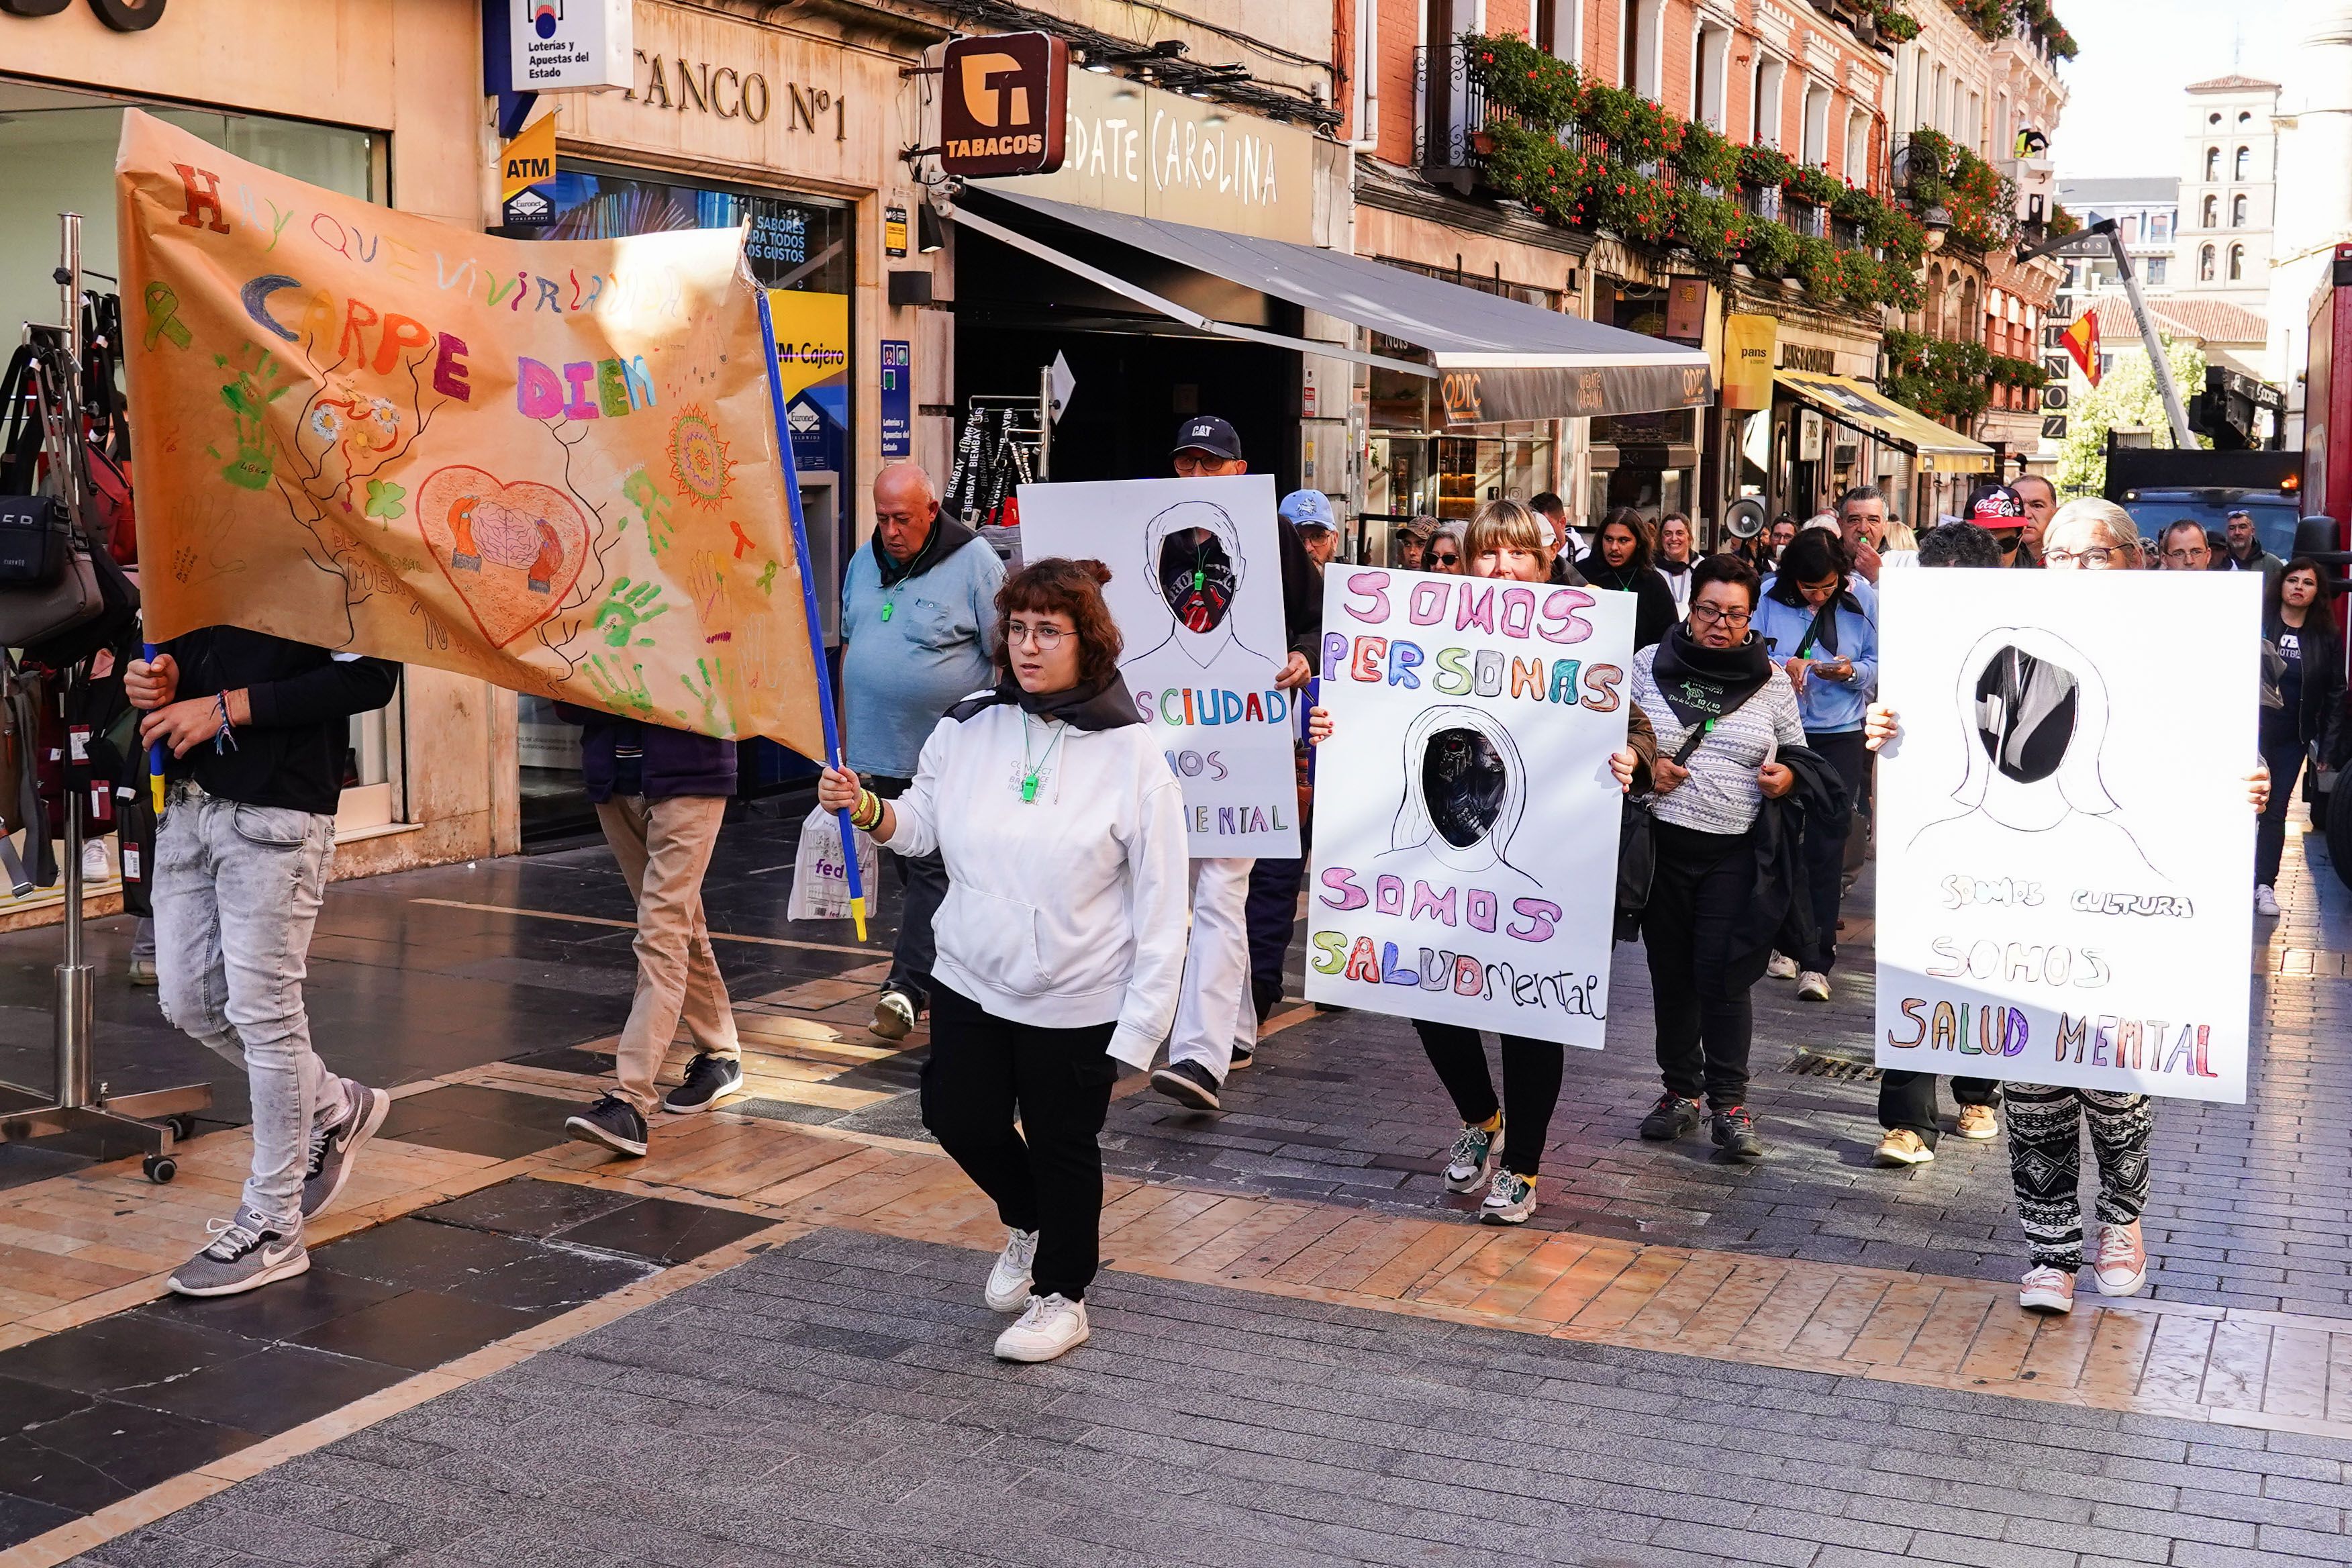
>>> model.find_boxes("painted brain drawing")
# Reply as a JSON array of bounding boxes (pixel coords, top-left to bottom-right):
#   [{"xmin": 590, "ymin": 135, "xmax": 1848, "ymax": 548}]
[{"xmin": 415, "ymin": 465, "xmax": 591, "ymax": 648}]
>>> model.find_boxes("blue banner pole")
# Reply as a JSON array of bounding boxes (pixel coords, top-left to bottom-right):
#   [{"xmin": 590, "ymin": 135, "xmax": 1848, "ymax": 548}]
[
  {"xmin": 754, "ymin": 286, "xmax": 867, "ymax": 942},
  {"xmin": 142, "ymin": 642, "xmax": 166, "ymax": 816}
]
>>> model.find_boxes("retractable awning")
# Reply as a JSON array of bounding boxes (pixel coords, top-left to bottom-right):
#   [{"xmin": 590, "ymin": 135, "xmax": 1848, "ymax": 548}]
[
  {"xmin": 1773, "ymin": 371, "xmax": 1997, "ymax": 475},
  {"xmin": 944, "ymin": 187, "xmax": 1713, "ymax": 423}
]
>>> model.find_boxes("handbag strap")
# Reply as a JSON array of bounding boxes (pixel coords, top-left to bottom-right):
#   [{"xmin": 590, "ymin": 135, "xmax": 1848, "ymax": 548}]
[{"xmin": 1669, "ymin": 680, "xmax": 1766, "ymax": 767}]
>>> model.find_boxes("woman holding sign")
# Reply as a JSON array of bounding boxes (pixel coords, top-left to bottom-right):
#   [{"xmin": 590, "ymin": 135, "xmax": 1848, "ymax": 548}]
[
  {"xmin": 818, "ymin": 559, "xmax": 1187, "ymax": 1363},
  {"xmin": 1315, "ymin": 501, "xmax": 1654, "ymax": 1224},
  {"xmin": 1866, "ymin": 499, "xmax": 2272, "ymax": 1315},
  {"xmin": 1630, "ymin": 556, "xmax": 1810, "ymax": 1162}
]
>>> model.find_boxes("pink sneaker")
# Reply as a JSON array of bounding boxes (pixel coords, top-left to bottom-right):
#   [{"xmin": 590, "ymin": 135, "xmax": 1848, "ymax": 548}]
[
  {"xmin": 2019, "ymin": 1266, "xmax": 2075, "ymax": 1314},
  {"xmin": 2093, "ymin": 1220, "xmax": 2147, "ymax": 1297}
]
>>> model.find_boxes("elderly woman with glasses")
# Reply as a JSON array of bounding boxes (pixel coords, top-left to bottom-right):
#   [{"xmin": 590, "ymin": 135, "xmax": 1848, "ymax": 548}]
[
  {"xmin": 819, "ymin": 558, "xmax": 1187, "ymax": 1364},
  {"xmin": 1863, "ymin": 498, "xmax": 2271, "ymax": 1318}
]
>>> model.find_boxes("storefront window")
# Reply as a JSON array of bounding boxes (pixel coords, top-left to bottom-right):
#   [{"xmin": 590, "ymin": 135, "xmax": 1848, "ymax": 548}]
[
  {"xmin": 0, "ymin": 85, "xmax": 401, "ymax": 832},
  {"xmin": 512, "ymin": 164, "xmax": 854, "ymax": 836}
]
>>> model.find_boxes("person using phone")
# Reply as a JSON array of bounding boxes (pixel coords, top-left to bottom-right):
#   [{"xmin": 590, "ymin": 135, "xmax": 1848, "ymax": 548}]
[{"xmin": 1752, "ymin": 528, "xmax": 1877, "ymax": 1007}]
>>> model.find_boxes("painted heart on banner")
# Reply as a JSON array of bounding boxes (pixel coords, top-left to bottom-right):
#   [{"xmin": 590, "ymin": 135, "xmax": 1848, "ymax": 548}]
[{"xmin": 415, "ymin": 465, "xmax": 591, "ymax": 648}]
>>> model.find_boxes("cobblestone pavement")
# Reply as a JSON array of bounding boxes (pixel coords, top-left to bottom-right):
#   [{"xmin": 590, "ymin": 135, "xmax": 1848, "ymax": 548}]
[{"xmin": 73, "ymin": 1228, "xmax": 2352, "ymax": 1568}]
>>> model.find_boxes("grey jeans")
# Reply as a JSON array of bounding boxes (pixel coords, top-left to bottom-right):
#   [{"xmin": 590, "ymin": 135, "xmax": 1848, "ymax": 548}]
[{"xmin": 153, "ymin": 783, "xmax": 345, "ymax": 1228}]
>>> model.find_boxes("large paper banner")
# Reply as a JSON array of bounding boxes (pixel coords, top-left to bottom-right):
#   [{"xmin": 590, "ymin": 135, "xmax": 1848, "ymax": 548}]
[
  {"xmin": 1018, "ymin": 475, "xmax": 1301, "ymax": 858},
  {"xmin": 1302, "ymin": 569, "xmax": 1634, "ymax": 1048},
  {"xmin": 1873, "ymin": 571, "xmax": 2259, "ymax": 1102},
  {"xmin": 115, "ymin": 109, "xmax": 823, "ymax": 756}
]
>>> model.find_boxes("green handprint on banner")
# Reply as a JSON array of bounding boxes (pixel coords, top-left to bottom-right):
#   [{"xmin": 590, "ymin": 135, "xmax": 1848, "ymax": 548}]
[
  {"xmin": 582, "ymin": 654, "xmax": 656, "ymax": 720},
  {"xmin": 593, "ymin": 577, "xmax": 668, "ymax": 647},
  {"xmin": 215, "ymin": 348, "xmax": 291, "ymax": 491},
  {"xmin": 677, "ymin": 655, "xmax": 738, "ymax": 734},
  {"xmin": 620, "ymin": 466, "xmax": 677, "ymax": 557}
]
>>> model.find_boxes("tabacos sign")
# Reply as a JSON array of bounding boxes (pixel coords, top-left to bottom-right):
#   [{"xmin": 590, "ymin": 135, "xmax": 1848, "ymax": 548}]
[
  {"xmin": 0, "ymin": 0, "xmax": 164, "ymax": 30},
  {"xmin": 939, "ymin": 32, "xmax": 1068, "ymax": 178}
]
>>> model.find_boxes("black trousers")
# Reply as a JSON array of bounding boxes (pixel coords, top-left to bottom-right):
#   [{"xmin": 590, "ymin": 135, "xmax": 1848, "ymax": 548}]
[
  {"xmin": 1642, "ymin": 821, "xmax": 1760, "ymax": 1108},
  {"xmin": 1877, "ymin": 1070, "xmax": 2000, "ymax": 1147},
  {"xmin": 920, "ymin": 984, "xmax": 1119, "ymax": 1301},
  {"xmin": 1244, "ymin": 854, "xmax": 1306, "ymax": 1023},
  {"xmin": 2255, "ymin": 734, "xmax": 2310, "ymax": 889},
  {"xmin": 1412, "ymin": 1022, "xmax": 1563, "ymax": 1179},
  {"xmin": 869, "ymin": 775, "xmax": 948, "ymax": 1011},
  {"xmin": 1799, "ymin": 729, "xmax": 1870, "ymax": 973}
]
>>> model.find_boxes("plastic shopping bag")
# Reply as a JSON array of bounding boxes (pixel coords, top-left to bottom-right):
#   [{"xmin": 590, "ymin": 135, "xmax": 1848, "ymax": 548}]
[{"xmin": 787, "ymin": 803, "xmax": 879, "ymax": 922}]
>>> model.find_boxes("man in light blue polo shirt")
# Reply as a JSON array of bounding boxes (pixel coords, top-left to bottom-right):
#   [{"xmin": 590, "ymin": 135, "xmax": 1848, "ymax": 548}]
[{"xmin": 842, "ymin": 461, "xmax": 1006, "ymax": 1040}]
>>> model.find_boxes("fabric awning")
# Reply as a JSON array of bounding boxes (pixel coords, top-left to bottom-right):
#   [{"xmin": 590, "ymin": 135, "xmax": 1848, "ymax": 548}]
[
  {"xmin": 946, "ymin": 187, "xmax": 1714, "ymax": 422},
  {"xmin": 1773, "ymin": 371, "xmax": 1997, "ymax": 475}
]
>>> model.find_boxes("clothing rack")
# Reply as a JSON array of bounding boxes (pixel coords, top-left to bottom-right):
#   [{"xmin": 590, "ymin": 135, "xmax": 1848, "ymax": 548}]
[
  {"xmin": 0, "ymin": 212, "xmax": 209, "ymax": 1184},
  {"xmin": 944, "ymin": 395, "xmax": 1048, "ymax": 526}
]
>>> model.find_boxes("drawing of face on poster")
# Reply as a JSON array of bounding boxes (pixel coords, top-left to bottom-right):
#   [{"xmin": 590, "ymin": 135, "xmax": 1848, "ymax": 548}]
[
  {"xmin": 1383, "ymin": 705, "xmax": 1532, "ymax": 883},
  {"xmin": 1135, "ymin": 501, "xmax": 1266, "ymax": 669},
  {"xmin": 1908, "ymin": 626, "xmax": 2163, "ymax": 883}
]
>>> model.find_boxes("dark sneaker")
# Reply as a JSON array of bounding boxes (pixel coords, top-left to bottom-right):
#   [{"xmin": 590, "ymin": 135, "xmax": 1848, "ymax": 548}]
[
  {"xmin": 1149, "ymin": 1059, "xmax": 1222, "ymax": 1112},
  {"xmin": 1711, "ymin": 1106, "xmax": 1765, "ymax": 1162},
  {"xmin": 301, "ymin": 1081, "xmax": 390, "ymax": 1220},
  {"xmin": 168, "ymin": 1208, "xmax": 308, "ymax": 1297},
  {"xmin": 1230, "ymin": 1042, "xmax": 1254, "ymax": 1069},
  {"xmin": 565, "ymin": 1094, "xmax": 649, "ymax": 1157},
  {"xmin": 1638, "ymin": 1092, "xmax": 1702, "ymax": 1141},
  {"xmin": 663, "ymin": 1053, "xmax": 744, "ymax": 1114}
]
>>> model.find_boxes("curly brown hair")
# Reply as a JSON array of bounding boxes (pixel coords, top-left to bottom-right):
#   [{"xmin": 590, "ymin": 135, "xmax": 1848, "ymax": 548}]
[{"xmin": 995, "ymin": 558, "xmax": 1124, "ymax": 687}]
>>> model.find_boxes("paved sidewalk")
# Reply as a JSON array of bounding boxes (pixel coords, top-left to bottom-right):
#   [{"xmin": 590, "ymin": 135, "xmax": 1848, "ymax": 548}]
[{"xmin": 72, "ymin": 1228, "xmax": 2352, "ymax": 1568}]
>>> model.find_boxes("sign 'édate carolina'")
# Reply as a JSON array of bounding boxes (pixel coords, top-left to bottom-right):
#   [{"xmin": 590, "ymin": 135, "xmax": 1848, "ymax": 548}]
[{"xmin": 938, "ymin": 32, "xmax": 1069, "ymax": 179}]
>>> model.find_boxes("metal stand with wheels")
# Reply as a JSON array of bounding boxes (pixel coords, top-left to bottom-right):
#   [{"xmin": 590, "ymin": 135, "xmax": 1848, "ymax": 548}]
[{"xmin": 0, "ymin": 212, "xmax": 209, "ymax": 1185}]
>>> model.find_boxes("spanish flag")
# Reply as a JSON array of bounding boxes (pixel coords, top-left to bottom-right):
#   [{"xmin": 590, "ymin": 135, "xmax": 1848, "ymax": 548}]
[{"xmin": 2060, "ymin": 311, "xmax": 2100, "ymax": 389}]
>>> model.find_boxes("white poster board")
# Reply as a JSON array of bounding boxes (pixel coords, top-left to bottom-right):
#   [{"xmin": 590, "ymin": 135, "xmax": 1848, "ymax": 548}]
[
  {"xmin": 1018, "ymin": 475, "xmax": 1302, "ymax": 857},
  {"xmin": 1303, "ymin": 568, "xmax": 1635, "ymax": 1048},
  {"xmin": 1873, "ymin": 571, "xmax": 2259, "ymax": 1102}
]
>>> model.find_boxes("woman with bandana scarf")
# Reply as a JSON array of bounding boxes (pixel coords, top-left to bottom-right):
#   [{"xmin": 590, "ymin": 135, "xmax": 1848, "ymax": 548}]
[
  {"xmin": 1866, "ymin": 499, "xmax": 2273, "ymax": 1316},
  {"xmin": 1310, "ymin": 499, "xmax": 1655, "ymax": 1225},
  {"xmin": 1576, "ymin": 508, "xmax": 1678, "ymax": 651},
  {"xmin": 1628, "ymin": 554, "xmax": 1809, "ymax": 1161}
]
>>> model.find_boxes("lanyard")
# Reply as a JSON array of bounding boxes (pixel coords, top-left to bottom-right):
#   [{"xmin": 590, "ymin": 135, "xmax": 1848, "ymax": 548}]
[{"xmin": 1019, "ymin": 714, "xmax": 1067, "ymax": 803}]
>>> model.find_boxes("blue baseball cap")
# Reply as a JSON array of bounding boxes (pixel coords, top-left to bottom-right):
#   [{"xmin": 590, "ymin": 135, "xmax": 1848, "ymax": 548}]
[{"xmin": 1278, "ymin": 489, "xmax": 1336, "ymax": 532}]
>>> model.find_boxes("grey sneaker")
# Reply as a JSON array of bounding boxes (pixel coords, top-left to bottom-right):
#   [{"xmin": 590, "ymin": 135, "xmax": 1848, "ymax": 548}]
[
  {"xmin": 1442, "ymin": 1120, "xmax": 1502, "ymax": 1193},
  {"xmin": 871, "ymin": 990, "xmax": 916, "ymax": 1041},
  {"xmin": 1480, "ymin": 1169, "xmax": 1537, "ymax": 1225},
  {"xmin": 127, "ymin": 955, "xmax": 158, "ymax": 987},
  {"xmin": 303, "ymin": 1082, "xmax": 390, "ymax": 1220},
  {"xmin": 168, "ymin": 1208, "xmax": 309, "ymax": 1297}
]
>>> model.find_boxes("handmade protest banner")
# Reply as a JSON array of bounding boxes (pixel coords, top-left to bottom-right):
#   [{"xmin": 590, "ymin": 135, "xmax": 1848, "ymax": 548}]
[
  {"xmin": 1303, "ymin": 568, "xmax": 1634, "ymax": 1048},
  {"xmin": 1018, "ymin": 475, "xmax": 1301, "ymax": 857},
  {"xmin": 1873, "ymin": 570, "xmax": 2258, "ymax": 1102},
  {"xmin": 115, "ymin": 109, "xmax": 823, "ymax": 757}
]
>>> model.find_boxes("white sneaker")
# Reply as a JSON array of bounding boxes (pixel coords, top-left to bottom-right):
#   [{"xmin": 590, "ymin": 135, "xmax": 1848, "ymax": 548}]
[
  {"xmin": 993, "ymin": 1292, "xmax": 1089, "ymax": 1362},
  {"xmin": 2255, "ymin": 885, "xmax": 2282, "ymax": 918},
  {"xmin": 80, "ymin": 839, "xmax": 109, "ymax": 881},
  {"xmin": 1796, "ymin": 970, "xmax": 1831, "ymax": 1002},
  {"xmin": 2019, "ymin": 1265, "xmax": 2075, "ymax": 1314},
  {"xmin": 984, "ymin": 1228, "xmax": 1040, "ymax": 1312},
  {"xmin": 1766, "ymin": 952, "xmax": 1799, "ymax": 980}
]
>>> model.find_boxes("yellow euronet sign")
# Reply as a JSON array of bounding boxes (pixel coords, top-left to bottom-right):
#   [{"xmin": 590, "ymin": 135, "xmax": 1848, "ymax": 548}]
[{"xmin": 1722, "ymin": 313, "xmax": 1776, "ymax": 410}]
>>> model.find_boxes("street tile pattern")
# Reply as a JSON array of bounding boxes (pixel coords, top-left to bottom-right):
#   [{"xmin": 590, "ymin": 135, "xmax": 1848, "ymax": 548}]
[{"xmin": 66, "ymin": 1228, "xmax": 2352, "ymax": 1568}]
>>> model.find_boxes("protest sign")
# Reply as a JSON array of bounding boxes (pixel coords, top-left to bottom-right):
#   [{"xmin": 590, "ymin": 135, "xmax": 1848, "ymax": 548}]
[
  {"xmin": 115, "ymin": 109, "xmax": 824, "ymax": 757},
  {"xmin": 1018, "ymin": 475, "xmax": 1300, "ymax": 857},
  {"xmin": 1873, "ymin": 570, "xmax": 2258, "ymax": 1102},
  {"xmin": 1302, "ymin": 568, "xmax": 1634, "ymax": 1048}
]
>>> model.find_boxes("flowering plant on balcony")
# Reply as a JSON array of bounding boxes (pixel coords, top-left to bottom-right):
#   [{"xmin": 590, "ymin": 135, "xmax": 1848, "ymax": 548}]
[
  {"xmin": 1737, "ymin": 144, "xmax": 1797, "ymax": 193},
  {"xmin": 2047, "ymin": 202, "xmax": 2081, "ymax": 239},
  {"xmin": 1869, "ymin": 1, "xmax": 1922, "ymax": 42},
  {"xmin": 1673, "ymin": 121, "xmax": 1742, "ymax": 189},
  {"xmin": 1676, "ymin": 188, "xmax": 1749, "ymax": 264},
  {"xmin": 1461, "ymin": 32, "xmax": 1583, "ymax": 128},
  {"xmin": 1784, "ymin": 163, "xmax": 1845, "ymax": 211},
  {"xmin": 1947, "ymin": 0, "xmax": 2009, "ymax": 41},
  {"xmin": 1899, "ymin": 129, "xmax": 2012, "ymax": 252}
]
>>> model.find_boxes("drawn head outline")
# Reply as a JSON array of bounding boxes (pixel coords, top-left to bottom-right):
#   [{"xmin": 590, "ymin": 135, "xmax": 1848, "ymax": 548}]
[{"xmin": 1949, "ymin": 624, "xmax": 2120, "ymax": 818}]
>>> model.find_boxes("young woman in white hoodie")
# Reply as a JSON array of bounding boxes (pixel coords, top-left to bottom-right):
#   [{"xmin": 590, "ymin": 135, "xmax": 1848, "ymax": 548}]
[{"xmin": 818, "ymin": 558, "xmax": 1187, "ymax": 1363}]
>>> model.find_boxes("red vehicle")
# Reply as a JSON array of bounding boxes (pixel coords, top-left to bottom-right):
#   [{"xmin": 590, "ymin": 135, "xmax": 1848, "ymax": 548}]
[{"xmin": 2299, "ymin": 244, "xmax": 2352, "ymax": 875}]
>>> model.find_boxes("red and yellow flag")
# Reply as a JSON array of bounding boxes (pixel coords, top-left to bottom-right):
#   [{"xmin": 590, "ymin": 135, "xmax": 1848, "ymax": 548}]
[{"xmin": 2060, "ymin": 311, "xmax": 2101, "ymax": 389}]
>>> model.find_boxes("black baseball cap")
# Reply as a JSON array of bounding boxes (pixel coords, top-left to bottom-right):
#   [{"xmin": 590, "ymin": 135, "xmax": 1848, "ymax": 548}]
[{"xmin": 1171, "ymin": 415, "xmax": 1242, "ymax": 461}]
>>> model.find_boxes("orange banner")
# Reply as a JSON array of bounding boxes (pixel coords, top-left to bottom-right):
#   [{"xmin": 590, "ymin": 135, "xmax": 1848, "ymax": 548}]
[{"xmin": 114, "ymin": 109, "xmax": 823, "ymax": 757}]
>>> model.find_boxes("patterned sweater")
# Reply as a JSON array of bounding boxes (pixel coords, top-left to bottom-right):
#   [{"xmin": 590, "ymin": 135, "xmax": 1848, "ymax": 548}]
[{"xmin": 1630, "ymin": 645, "xmax": 1808, "ymax": 836}]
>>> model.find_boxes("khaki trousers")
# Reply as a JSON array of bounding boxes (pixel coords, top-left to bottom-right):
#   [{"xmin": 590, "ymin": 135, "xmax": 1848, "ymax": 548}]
[{"xmin": 595, "ymin": 794, "xmax": 738, "ymax": 1114}]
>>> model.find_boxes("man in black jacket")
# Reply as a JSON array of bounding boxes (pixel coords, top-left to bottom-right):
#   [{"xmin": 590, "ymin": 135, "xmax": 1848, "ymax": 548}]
[
  {"xmin": 1150, "ymin": 418, "xmax": 1318, "ymax": 1108},
  {"xmin": 552, "ymin": 705, "xmax": 744, "ymax": 1157},
  {"xmin": 127, "ymin": 630, "xmax": 399, "ymax": 1297}
]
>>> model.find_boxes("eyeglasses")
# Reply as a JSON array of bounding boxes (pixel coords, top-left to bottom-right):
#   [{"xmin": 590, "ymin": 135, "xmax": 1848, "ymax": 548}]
[
  {"xmin": 1006, "ymin": 620, "xmax": 1071, "ymax": 648},
  {"xmin": 1689, "ymin": 604, "xmax": 1751, "ymax": 628},
  {"xmin": 2044, "ymin": 547, "xmax": 2121, "ymax": 568},
  {"xmin": 1428, "ymin": 550, "xmax": 1459, "ymax": 567},
  {"xmin": 2162, "ymin": 548, "xmax": 2208, "ymax": 565}
]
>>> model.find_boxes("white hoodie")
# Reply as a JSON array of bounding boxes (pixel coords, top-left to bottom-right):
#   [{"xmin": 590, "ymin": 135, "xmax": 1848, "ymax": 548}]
[{"xmin": 879, "ymin": 699, "xmax": 1188, "ymax": 1067}]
